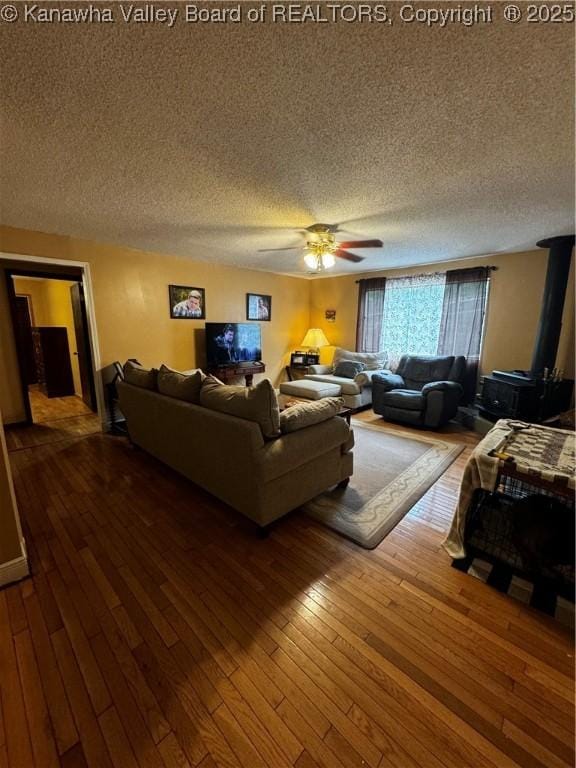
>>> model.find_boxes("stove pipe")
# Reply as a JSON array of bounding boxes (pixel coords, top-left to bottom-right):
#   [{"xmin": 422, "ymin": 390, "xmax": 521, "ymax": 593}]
[{"xmin": 531, "ymin": 235, "xmax": 575, "ymax": 377}]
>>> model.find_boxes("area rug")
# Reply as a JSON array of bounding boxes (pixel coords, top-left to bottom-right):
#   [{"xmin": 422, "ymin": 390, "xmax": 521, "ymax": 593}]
[
  {"xmin": 452, "ymin": 557, "xmax": 575, "ymax": 628},
  {"xmin": 303, "ymin": 422, "xmax": 464, "ymax": 549}
]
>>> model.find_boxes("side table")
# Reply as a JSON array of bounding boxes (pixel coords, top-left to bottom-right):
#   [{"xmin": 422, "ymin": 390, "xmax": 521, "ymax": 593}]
[{"xmin": 285, "ymin": 364, "xmax": 310, "ymax": 381}]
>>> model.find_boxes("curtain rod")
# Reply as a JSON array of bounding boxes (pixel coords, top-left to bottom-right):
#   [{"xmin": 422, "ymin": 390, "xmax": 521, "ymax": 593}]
[{"xmin": 355, "ymin": 266, "xmax": 497, "ymax": 284}]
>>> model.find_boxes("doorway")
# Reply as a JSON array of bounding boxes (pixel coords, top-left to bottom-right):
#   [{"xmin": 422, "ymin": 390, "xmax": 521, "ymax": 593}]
[{"xmin": 5, "ymin": 264, "xmax": 100, "ymax": 431}]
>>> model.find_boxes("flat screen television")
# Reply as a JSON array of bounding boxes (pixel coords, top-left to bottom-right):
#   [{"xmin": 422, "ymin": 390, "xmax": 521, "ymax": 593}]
[{"xmin": 205, "ymin": 323, "xmax": 262, "ymax": 367}]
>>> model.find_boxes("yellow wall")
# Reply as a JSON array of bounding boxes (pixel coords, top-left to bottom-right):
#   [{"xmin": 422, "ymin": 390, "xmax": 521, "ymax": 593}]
[
  {"xmin": 556, "ymin": 258, "xmax": 575, "ymax": 378},
  {"xmin": 310, "ymin": 250, "xmax": 575, "ymax": 377},
  {"xmin": 1, "ymin": 225, "xmax": 312, "ymax": 423},
  {"xmin": 13, "ymin": 277, "xmax": 82, "ymax": 396},
  {"xmin": 2, "ymin": 225, "xmax": 573, "ymax": 425},
  {"xmin": 12, "ymin": 279, "xmax": 48, "ymax": 326}
]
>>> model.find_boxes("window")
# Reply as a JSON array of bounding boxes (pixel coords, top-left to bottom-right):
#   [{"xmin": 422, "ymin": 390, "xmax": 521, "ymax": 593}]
[
  {"xmin": 380, "ymin": 274, "xmax": 446, "ymax": 363},
  {"xmin": 356, "ymin": 267, "xmax": 491, "ymax": 401}
]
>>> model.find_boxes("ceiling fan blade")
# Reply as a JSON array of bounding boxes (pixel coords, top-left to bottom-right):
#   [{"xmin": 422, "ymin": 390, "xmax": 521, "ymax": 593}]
[
  {"xmin": 257, "ymin": 246, "xmax": 301, "ymax": 252},
  {"xmin": 335, "ymin": 249, "xmax": 365, "ymax": 263},
  {"xmin": 338, "ymin": 239, "xmax": 383, "ymax": 249}
]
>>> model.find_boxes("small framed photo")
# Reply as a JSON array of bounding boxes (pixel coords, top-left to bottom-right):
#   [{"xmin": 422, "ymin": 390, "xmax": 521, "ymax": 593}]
[
  {"xmin": 169, "ymin": 285, "xmax": 205, "ymax": 319},
  {"xmin": 325, "ymin": 309, "xmax": 336, "ymax": 323},
  {"xmin": 246, "ymin": 293, "xmax": 271, "ymax": 321}
]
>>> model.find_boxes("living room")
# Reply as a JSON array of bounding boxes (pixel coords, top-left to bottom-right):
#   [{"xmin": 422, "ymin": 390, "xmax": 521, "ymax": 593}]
[
  {"xmin": 0, "ymin": 6, "xmax": 574, "ymax": 768},
  {"xmin": 1, "ymin": 231, "xmax": 572, "ymax": 415}
]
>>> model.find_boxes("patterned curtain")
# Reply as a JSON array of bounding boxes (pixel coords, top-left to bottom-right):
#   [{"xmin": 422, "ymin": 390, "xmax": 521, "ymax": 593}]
[
  {"xmin": 356, "ymin": 278, "xmax": 386, "ymax": 352},
  {"xmin": 437, "ymin": 267, "xmax": 491, "ymax": 403},
  {"xmin": 380, "ymin": 274, "xmax": 446, "ymax": 369}
]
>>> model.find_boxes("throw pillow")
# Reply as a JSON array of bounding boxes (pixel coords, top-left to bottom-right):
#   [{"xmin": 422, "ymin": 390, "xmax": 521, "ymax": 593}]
[
  {"xmin": 123, "ymin": 360, "xmax": 158, "ymax": 390},
  {"xmin": 200, "ymin": 376, "xmax": 280, "ymax": 439},
  {"xmin": 332, "ymin": 347, "xmax": 387, "ymax": 371},
  {"xmin": 279, "ymin": 397, "xmax": 344, "ymax": 434},
  {"xmin": 333, "ymin": 360, "xmax": 366, "ymax": 379},
  {"xmin": 157, "ymin": 364, "xmax": 204, "ymax": 403},
  {"xmin": 354, "ymin": 369, "xmax": 391, "ymax": 386}
]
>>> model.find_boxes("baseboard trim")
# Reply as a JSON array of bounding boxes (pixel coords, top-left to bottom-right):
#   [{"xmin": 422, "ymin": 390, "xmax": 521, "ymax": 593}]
[{"xmin": 0, "ymin": 551, "xmax": 29, "ymax": 588}]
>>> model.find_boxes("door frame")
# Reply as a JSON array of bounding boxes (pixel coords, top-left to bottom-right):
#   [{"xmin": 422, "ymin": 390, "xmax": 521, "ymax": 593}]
[
  {"xmin": 0, "ymin": 252, "xmax": 105, "ymax": 430},
  {"xmin": 14, "ymin": 293, "xmax": 35, "ymax": 326},
  {"xmin": 12, "ymin": 293, "xmax": 38, "ymax": 388},
  {"xmin": 70, "ymin": 281, "xmax": 97, "ymax": 411}
]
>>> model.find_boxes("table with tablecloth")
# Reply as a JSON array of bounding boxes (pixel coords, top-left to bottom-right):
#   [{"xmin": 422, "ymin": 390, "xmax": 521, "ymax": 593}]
[{"xmin": 443, "ymin": 419, "xmax": 575, "ymax": 559}]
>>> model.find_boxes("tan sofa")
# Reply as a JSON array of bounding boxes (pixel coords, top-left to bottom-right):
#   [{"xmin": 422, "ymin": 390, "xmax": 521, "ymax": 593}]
[{"xmin": 117, "ymin": 374, "xmax": 353, "ymax": 529}]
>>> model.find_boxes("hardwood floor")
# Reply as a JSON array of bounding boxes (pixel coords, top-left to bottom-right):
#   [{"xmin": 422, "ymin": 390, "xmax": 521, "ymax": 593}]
[
  {"xmin": 28, "ymin": 385, "xmax": 94, "ymax": 424},
  {"xmin": 5, "ymin": 388, "xmax": 100, "ymax": 451},
  {"xmin": 1, "ymin": 415, "xmax": 574, "ymax": 768}
]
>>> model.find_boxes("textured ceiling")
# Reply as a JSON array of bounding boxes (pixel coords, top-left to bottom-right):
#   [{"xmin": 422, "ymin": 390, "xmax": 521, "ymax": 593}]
[{"xmin": 1, "ymin": 5, "xmax": 574, "ymax": 277}]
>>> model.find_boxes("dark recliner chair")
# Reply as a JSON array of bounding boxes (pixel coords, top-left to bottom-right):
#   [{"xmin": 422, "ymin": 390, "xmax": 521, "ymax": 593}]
[{"xmin": 372, "ymin": 355, "xmax": 466, "ymax": 428}]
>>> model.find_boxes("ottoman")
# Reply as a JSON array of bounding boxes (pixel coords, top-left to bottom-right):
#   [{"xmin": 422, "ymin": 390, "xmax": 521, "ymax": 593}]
[{"xmin": 279, "ymin": 379, "xmax": 342, "ymax": 400}]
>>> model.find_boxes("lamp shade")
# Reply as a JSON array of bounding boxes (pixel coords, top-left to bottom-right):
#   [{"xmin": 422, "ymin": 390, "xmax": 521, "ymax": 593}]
[{"xmin": 301, "ymin": 328, "xmax": 330, "ymax": 349}]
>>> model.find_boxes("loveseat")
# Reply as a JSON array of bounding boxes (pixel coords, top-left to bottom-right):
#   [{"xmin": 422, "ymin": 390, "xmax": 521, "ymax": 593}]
[
  {"xmin": 302, "ymin": 347, "xmax": 389, "ymax": 409},
  {"xmin": 117, "ymin": 362, "xmax": 353, "ymax": 529},
  {"xmin": 372, "ymin": 355, "xmax": 466, "ymax": 428}
]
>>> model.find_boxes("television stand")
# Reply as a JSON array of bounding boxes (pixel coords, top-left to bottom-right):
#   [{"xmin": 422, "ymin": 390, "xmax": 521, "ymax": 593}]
[{"xmin": 207, "ymin": 362, "xmax": 265, "ymax": 387}]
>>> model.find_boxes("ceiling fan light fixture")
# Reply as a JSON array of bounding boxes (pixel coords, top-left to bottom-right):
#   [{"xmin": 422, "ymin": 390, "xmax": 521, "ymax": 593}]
[
  {"xmin": 304, "ymin": 252, "xmax": 320, "ymax": 270},
  {"xmin": 304, "ymin": 228, "xmax": 337, "ymax": 271},
  {"xmin": 264, "ymin": 222, "xmax": 378, "ymax": 272},
  {"xmin": 304, "ymin": 251, "xmax": 336, "ymax": 272}
]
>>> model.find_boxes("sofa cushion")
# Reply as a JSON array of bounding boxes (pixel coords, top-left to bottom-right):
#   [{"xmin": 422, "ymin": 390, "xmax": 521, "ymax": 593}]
[
  {"xmin": 200, "ymin": 375, "xmax": 280, "ymax": 439},
  {"xmin": 123, "ymin": 360, "xmax": 158, "ymax": 390},
  {"xmin": 157, "ymin": 365, "xmax": 204, "ymax": 403},
  {"xmin": 333, "ymin": 347, "xmax": 387, "ymax": 371},
  {"xmin": 305, "ymin": 374, "xmax": 361, "ymax": 396},
  {"xmin": 381, "ymin": 389, "xmax": 424, "ymax": 411},
  {"xmin": 257, "ymin": 417, "xmax": 352, "ymax": 484},
  {"xmin": 279, "ymin": 397, "xmax": 344, "ymax": 434},
  {"xmin": 333, "ymin": 360, "xmax": 366, "ymax": 379}
]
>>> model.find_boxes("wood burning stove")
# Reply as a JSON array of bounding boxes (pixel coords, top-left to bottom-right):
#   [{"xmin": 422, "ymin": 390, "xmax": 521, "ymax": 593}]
[
  {"xmin": 479, "ymin": 235, "xmax": 574, "ymax": 423},
  {"xmin": 480, "ymin": 372, "xmax": 573, "ymax": 422}
]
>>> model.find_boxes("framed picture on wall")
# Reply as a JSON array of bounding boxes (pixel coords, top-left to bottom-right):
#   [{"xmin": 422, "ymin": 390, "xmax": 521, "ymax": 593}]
[
  {"xmin": 169, "ymin": 285, "xmax": 205, "ymax": 319},
  {"xmin": 246, "ymin": 293, "xmax": 271, "ymax": 321}
]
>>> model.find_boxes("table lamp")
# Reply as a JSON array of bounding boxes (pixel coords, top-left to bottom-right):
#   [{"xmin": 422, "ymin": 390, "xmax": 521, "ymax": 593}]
[{"xmin": 300, "ymin": 328, "xmax": 330, "ymax": 356}]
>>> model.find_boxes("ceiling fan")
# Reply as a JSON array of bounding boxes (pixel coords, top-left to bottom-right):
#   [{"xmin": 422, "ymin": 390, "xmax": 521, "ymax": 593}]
[{"xmin": 260, "ymin": 223, "xmax": 383, "ymax": 272}]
